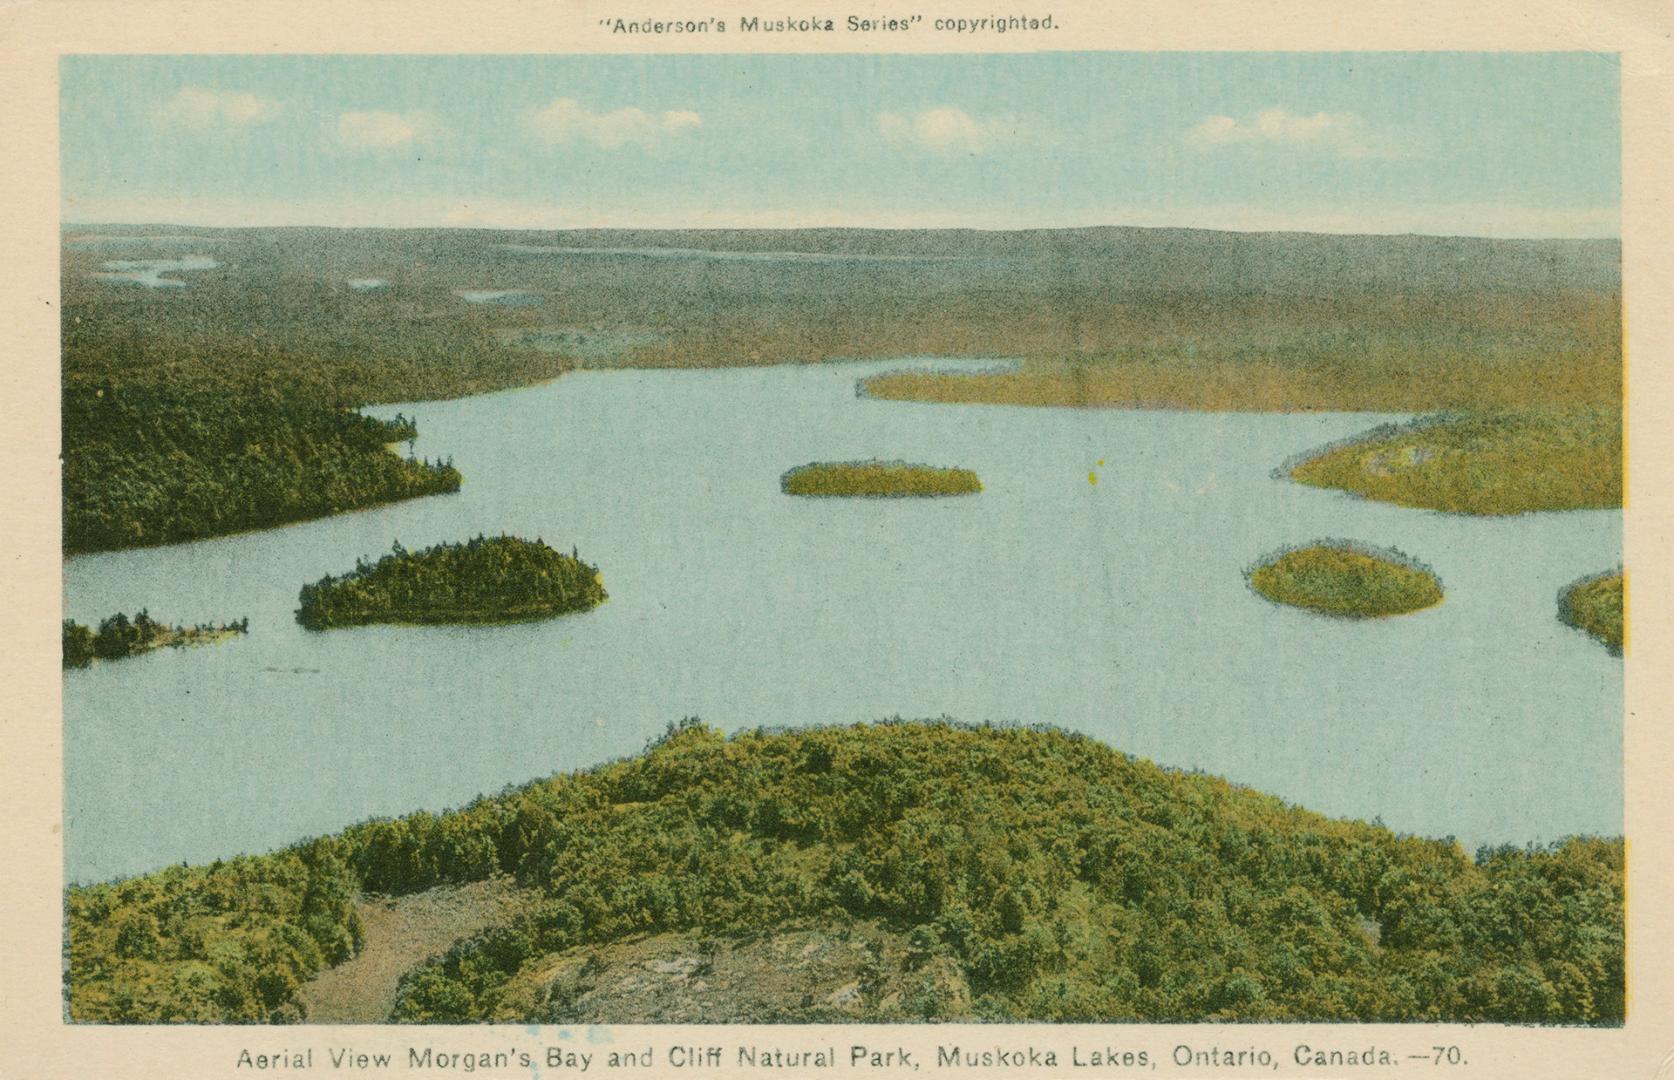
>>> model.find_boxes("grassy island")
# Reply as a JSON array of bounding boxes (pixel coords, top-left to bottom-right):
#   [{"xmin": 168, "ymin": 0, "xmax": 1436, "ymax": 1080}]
[
  {"xmin": 62, "ymin": 610, "xmax": 248, "ymax": 667},
  {"xmin": 1559, "ymin": 571, "xmax": 1625, "ymax": 655},
  {"xmin": 65, "ymin": 721, "xmax": 1621, "ymax": 1025},
  {"xmin": 781, "ymin": 460, "xmax": 982, "ymax": 498},
  {"xmin": 1248, "ymin": 542, "xmax": 1443, "ymax": 619},
  {"xmin": 1284, "ymin": 409, "xmax": 1620, "ymax": 516},
  {"xmin": 296, "ymin": 535, "xmax": 605, "ymax": 630}
]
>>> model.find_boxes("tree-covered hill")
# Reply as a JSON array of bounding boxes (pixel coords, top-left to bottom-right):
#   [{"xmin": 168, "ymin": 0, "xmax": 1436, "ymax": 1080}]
[{"xmin": 65, "ymin": 721, "xmax": 1622, "ymax": 1025}]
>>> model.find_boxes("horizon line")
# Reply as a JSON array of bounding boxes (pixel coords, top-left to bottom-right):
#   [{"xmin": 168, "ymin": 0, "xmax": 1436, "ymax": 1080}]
[{"xmin": 60, "ymin": 218, "xmax": 1623, "ymax": 243}]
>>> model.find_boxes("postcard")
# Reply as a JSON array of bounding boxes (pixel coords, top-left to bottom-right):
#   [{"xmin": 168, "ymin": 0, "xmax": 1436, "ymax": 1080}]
[{"xmin": 3, "ymin": 1, "xmax": 1672, "ymax": 1078}]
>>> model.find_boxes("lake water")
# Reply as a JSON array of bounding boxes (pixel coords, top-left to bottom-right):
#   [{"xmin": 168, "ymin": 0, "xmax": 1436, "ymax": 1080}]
[
  {"xmin": 62, "ymin": 360, "xmax": 1623, "ymax": 883},
  {"xmin": 91, "ymin": 255, "xmax": 218, "ymax": 288},
  {"xmin": 455, "ymin": 289, "xmax": 543, "ymax": 306}
]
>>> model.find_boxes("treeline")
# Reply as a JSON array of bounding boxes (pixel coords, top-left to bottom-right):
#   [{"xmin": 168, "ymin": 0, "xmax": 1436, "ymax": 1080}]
[
  {"xmin": 296, "ymin": 536, "xmax": 606, "ymax": 629},
  {"xmin": 65, "ymin": 721, "xmax": 1623, "ymax": 1025},
  {"xmin": 63, "ymin": 385, "xmax": 460, "ymax": 554},
  {"xmin": 63, "ymin": 610, "xmax": 248, "ymax": 667}
]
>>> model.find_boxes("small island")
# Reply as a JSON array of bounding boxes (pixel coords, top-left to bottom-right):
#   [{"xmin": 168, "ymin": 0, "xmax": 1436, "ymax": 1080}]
[
  {"xmin": 296, "ymin": 535, "xmax": 606, "ymax": 630},
  {"xmin": 63, "ymin": 610, "xmax": 248, "ymax": 668},
  {"xmin": 1247, "ymin": 541, "xmax": 1443, "ymax": 619},
  {"xmin": 780, "ymin": 459, "xmax": 982, "ymax": 498},
  {"xmin": 1558, "ymin": 570, "xmax": 1624, "ymax": 655}
]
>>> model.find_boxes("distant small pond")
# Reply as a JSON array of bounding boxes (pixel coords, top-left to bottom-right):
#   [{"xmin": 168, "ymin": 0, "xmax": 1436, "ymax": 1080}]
[
  {"xmin": 456, "ymin": 289, "xmax": 543, "ymax": 306},
  {"xmin": 92, "ymin": 256, "xmax": 218, "ymax": 288}
]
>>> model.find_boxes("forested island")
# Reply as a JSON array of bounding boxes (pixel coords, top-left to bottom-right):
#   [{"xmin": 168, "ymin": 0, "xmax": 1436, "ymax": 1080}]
[
  {"xmin": 65, "ymin": 720, "xmax": 1622, "ymax": 1025},
  {"xmin": 1559, "ymin": 571, "xmax": 1625, "ymax": 655},
  {"xmin": 296, "ymin": 536, "xmax": 606, "ymax": 629},
  {"xmin": 781, "ymin": 460, "xmax": 982, "ymax": 498},
  {"xmin": 1248, "ymin": 542, "xmax": 1443, "ymax": 619},
  {"xmin": 62, "ymin": 610, "xmax": 248, "ymax": 667},
  {"xmin": 63, "ymin": 386, "xmax": 460, "ymax": 554}
]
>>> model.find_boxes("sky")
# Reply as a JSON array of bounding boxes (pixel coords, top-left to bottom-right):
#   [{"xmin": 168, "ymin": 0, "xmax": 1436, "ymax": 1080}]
[{"xmin": 60, "ymin": 52, "xmax": 1621, "ymax": 238}]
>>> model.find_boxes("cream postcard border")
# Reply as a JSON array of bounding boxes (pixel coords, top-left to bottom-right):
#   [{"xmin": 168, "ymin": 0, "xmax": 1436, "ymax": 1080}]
[{"xmin": 1, "ymin": 2, "xmax": 1670, "ymax": 1077}]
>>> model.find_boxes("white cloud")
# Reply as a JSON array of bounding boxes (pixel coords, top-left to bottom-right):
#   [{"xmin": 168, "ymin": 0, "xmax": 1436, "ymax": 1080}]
[
  {"xmin": 152, "ymin": 87, "xmax": 280, "ymax": 132},
  {"xmin": 527, "ymin": 98, "xmax": 702, "ymax": 149},
  {"xmin": 1185, "ymin": 108, "xmax": 1400, "ymax": 160},
  {"xmin": 336, "ymin": 110, "xmax": 445, "ymax": 151},
  {"xmin": 877, "ymin": 107, "xmax": 1009, "ymax": 155}
]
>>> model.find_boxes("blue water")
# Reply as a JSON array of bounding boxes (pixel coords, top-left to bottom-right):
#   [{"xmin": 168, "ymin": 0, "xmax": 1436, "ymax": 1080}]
[
  {"xmin": 62, "ymin": 360, "xmax": 1623, "ymax": 883},
  {"xmin": 91, "ymin": 255, "xmax": 218, "ymax": 288}
]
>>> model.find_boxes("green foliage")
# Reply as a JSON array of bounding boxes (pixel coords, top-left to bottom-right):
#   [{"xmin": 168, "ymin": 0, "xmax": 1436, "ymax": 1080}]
[
  {"xmin": 1247, "ymin": 542, "xmax": 1443, "ymax": 619},
  {"xmin": 385, "ymin": 723, "xmax": 1620, "ymax": 1025},
  {"xmin": 66, "ymin": 841, "xmax": 364, "ymax": 1022},
  {"xmin": 63, "ymin": 385, "xmax": 460, "ymax": 554},
  {"xmin": 1287, "ymin": 409, "xmax": 1621, "ymax": 515},
  {"xmin": 63, "ymin": 610, "xmax": 247, "ymax": 667},
  {"xmin": 1559, "ymin": 571, "xmax": 1624, "ymax": 655},
  {"xmin": 59, "ymin": 721, "xmax": 1623, "ymax": 1025},
  {"xmin": 781, "ymin": 460, "xmax": 983, "ymax": 498},
  {"xmin": 296, "ymin": 535, "xmax": 606, "ymax": 629},
  {"xmin": 62, "ymin": 620, "xmax": 95, "ymax": 667}
]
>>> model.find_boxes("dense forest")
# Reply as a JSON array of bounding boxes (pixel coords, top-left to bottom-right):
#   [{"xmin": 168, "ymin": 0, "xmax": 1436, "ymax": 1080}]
[
  {"xmin": 63, "ymin": 385, "xmax": 460, "ymax": 554},
  {"xmin": 62, "ymin": 610, "xmax": 248, "ymax": 667},
  {"xmin": 61, "ymin": 229, "xmax": 556, "ymax": 555},
  {"xmin": 296, "ymin": 536, "xmax": 606, "ymax": 629},
  {"xmin": 66, "ymin": 721, "xmax": 1623, "ymax": 1025}
]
